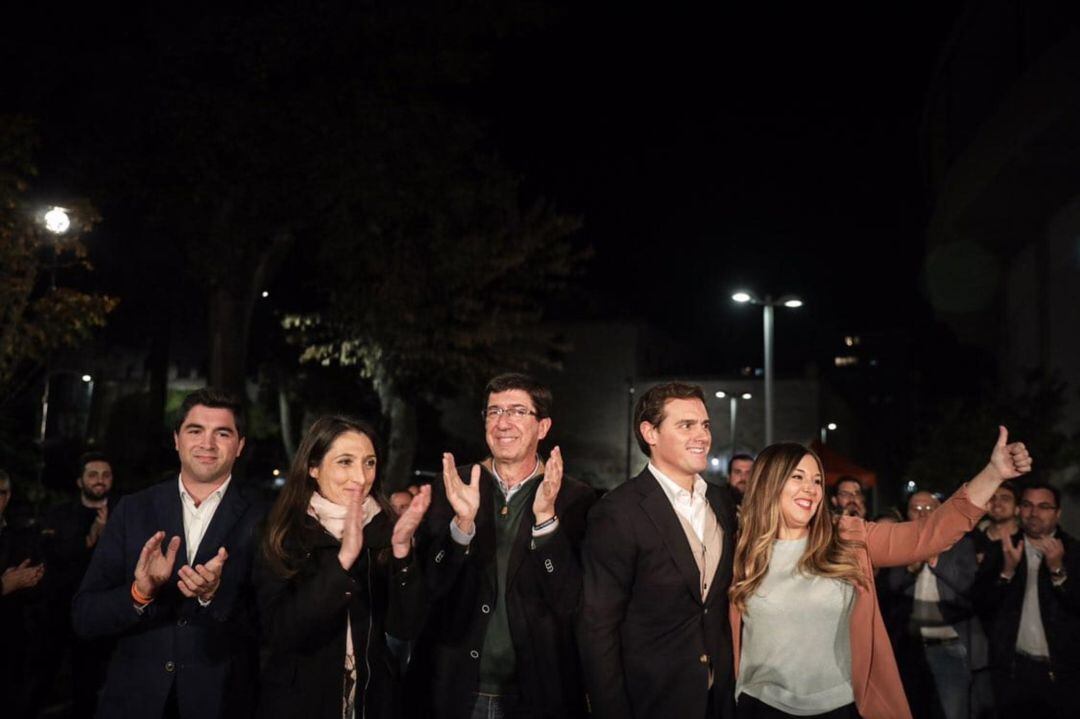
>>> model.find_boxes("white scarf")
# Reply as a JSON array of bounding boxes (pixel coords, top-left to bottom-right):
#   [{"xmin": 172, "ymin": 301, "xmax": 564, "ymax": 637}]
[{"xmin": 307, "ymin": 491, "xmax": 381, "ymax": 538}]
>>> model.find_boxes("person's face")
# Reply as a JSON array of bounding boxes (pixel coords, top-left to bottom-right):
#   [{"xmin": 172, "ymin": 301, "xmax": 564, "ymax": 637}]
[
  {"xmin": 907, "ymin": 491, "xmax": 940, "ymax": 521},
  {"xmin": 310, "ymin": 431, "xmax": 377, "ymax": 506},
  {"xmin": 484, "ymin": 389, "xmax": 551, "ymax": 465},
  {"xmin": 174, "ymin": 405, "xmax": 245, "ymax": 486},
  {"xmin": 641, "ymin": 398, "xmax": 711, "ymax": 479},
  {"xmin": 390, "ymin": 491, "xmax": 413, "ymax": 514},
  {"xmin": 729, "ymin": 459, "xmax": 753, "ymax": 495},
  {"xmin": 987, "ymin": 486, "xmax": 1018, "ymax": 522},
  {"xmin": 833, "ymin": 481, "xmax": 864, "ymax": 516},
  {"xmin": 1019, "ymin": 488, "xmax": 1061, "ymax": 539},
  {"xmin": 0, "ymin": 481, "xmax": 10, "ymax": 516},
  {"xmin": 77, "ymin": 461, "xmax": 113, "ymax": 501},
  {"xmin": 778, "ymin": 454, "xmax": 824, "ymax": 538}
]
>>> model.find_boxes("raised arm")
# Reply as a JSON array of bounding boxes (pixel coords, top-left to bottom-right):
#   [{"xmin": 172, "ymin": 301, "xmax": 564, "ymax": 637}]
[
  {"xmin": 964, "ymin": 426, "xmax": 1032, "ymax": 506},
  {"xmin": 865, "ymin": 427, "xmax": 1031, "ymax": 569}
]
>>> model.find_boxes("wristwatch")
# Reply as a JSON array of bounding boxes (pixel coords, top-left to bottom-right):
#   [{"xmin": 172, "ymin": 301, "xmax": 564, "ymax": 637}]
[{"xmin": 1050, "ymin": 566, "xmax": 1067, "ymax": 581}]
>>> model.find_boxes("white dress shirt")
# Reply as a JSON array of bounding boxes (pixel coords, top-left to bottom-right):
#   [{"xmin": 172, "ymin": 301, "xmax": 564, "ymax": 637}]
[
  {"xmin": 648, "ymin": 463, "xmax": 708, "ymax": 543},
  {"xmin": 1016, "ymin": 540, "xmax": 1052, "ymax": 658},
  {"xmin": 178, "ymin": 474, "xmax": 232, "ymax": 564}
]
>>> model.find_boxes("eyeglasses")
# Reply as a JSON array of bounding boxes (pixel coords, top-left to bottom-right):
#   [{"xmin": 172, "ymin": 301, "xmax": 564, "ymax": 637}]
[
  {"xmin": 836, "ymin": 490, "xmax": 862, "ymax": 500},
  {"xmin": 910, "ymin": 504, "xmax": 938, "ymax": 512},
  {"xmin": 483, "ymin": 405, "xmax": 539, "ymax": 422},
  {"xmin": 1019, "ymin": 501, "xmax": 1058, "ymax": 511}
]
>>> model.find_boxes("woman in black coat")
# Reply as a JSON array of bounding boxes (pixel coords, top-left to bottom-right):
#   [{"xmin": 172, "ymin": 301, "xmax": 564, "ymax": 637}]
[{"xmin": 255, "ymin": 415, "xmax": 430, "ymax": 719}]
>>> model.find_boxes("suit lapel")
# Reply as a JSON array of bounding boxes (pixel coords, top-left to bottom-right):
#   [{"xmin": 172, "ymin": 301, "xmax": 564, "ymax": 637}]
[
  {"xmin": 637, "ymin": 470, "xmax": 705, "ymax": 604},
  {"xmin": 705, "ymin": 483, "xmax": 736, "ymax": 606},
  {"xmin": 192, "ymin": 483, "xmax": 250, "ymax": 566}
]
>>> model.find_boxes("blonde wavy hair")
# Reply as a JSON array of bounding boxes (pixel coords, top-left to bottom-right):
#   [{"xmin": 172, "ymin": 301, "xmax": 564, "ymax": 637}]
[{"xmin": 730, "ymin": 443, "xmax": 867, "ymax": 612}]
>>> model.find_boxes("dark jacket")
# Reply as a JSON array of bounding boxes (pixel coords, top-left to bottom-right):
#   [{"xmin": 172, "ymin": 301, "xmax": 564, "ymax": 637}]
[
  {"xmin": 974, "ymin": 528, "xmax": 1080, "ymax": 676},
  {"xmin": 255, "ymin": 510, "xmax": 424, "ymax": 719},
  {"xmin": 39, "ymin": 498, "xmax": 117, "ymax": 601},
  {"xmin": 72, "ymin": 479, "xmax": 267, "ymax": 719},
  {"xmin": 1, "ymin": 517, "xmax": 40, "ymax": 712},
  {"xmin": 414, "ymin": 463, "xmax": 596, "ymax": 719},
  {"xmin": 580, "ymin": 467, "xmax": 738, "ymax": 719},
  {"xmin": 881, "ymin": 533, "xmax": 986, "ymax": 663}
]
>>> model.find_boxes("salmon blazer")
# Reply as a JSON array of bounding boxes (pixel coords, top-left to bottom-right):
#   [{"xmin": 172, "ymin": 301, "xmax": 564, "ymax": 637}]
[{"xmin": 731, "ymin": 486, "xmax": 985, "ymax": 719}]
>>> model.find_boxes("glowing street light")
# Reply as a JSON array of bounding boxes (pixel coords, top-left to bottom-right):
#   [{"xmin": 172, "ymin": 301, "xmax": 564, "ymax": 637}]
[
  {"xmin": 44, "ymin": 207, "xmax": 71, "ymax": 234},
  {"xmin": 731, "ymin": 290, "xmax": 804, "ymax": 445},
  {"xmin": 715, "ymin": 389, "xmax": 754, "ymax": 455},
  {"xmin": 821, "ymin": 422, "xmax": 838, "ymax": 444}
]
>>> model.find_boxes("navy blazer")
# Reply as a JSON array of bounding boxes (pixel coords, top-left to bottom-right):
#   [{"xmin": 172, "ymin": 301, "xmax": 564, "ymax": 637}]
[
  {"xmin": 73, "ymin": 478, "xmax": 267, "ymax": 719},
  {"xmin": 580, "ymin": 467, "xmax": 738, "ymax": 719}
]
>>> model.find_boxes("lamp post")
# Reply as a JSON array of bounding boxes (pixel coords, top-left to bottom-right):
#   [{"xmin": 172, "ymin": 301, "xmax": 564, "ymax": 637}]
[
  {"xmin": 715, "ymin": 390, "xmax": 753, "ymax": 454},
  {"xmin": 38, "ymin": 207, "xmax": 72, "ymax": 443},
  {"xmin": 732, "ymin": 291, "xmax": 803, "ymax": 445},
  {"xmin": 820, "ymin": 421, "xmax": 837, "ymax": 445}
]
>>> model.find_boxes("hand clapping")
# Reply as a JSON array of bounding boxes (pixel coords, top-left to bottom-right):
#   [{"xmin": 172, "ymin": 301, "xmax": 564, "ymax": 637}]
[
  {"xmin": 391, "ymin": 484, "xmax": 431, "ymax": 558},
  {"xmin": 532, "ymin": 446, "xmax": 564, "ymax": 524},
  {"xmin": 442, "ymin": 453, "xmax": 480, "ymax": 536}
]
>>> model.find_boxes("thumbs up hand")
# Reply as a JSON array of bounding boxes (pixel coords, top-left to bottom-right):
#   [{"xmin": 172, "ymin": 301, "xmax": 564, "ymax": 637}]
[{"xmin": 988, "ymin": 426, "xmax": 1032, "ymax": 482}]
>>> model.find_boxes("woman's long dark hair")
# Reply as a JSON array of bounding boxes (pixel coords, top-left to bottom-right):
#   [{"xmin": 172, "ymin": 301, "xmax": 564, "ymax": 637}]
[{"xmin": 262, "ymin": 415, "xmax": 392, "ymax": 579}]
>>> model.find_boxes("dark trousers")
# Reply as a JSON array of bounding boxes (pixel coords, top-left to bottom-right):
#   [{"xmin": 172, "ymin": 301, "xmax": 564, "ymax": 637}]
[
  {"xmin": 736, "ymin": 694, "xmax": 859, "ymax": 719},
  {"xmin": 993, "ymin": 654, "xmax": 1080, "ymax": 719}
]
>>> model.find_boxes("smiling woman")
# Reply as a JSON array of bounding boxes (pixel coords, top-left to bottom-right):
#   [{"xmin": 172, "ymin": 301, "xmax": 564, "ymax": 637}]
[
  {"xmin": 729, "ymin": 430, "xmax": 1033, "ymax": 719},
  {"xmin": 254, "ymin": 415, "xmax": 432, "ymax": 719}
]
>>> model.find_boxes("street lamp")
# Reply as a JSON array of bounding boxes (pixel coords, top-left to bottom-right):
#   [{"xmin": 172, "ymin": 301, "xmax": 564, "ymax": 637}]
[
  {"xmin": 731, "ymin": 290, "xmax": 803, "ymax": 445},
  {"xmin": 715, "ymin": 390, "xmax": 753, "ymax": 456},
  {"xmin": 821, "ymin": 421, "xmax": 838, "ymax": 444},
  {"xmin": 43, "ymin": 206, "xmax": 71, "ymax": 235}
]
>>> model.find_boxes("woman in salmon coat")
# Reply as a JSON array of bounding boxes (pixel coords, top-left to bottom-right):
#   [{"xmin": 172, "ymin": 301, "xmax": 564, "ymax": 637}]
[{"xmin": 729, "ymin": 427, "xmax": 1031, "ymax": 719}]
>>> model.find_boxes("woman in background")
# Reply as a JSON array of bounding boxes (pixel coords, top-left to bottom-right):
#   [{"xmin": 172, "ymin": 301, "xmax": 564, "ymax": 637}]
[
  {"xmin": 729, "ymin": 427, "xmax": 1031, "ymax": 719},
  {"xmin": 255, "ymin": 415, "xmax": 430, "ymax": 719}
]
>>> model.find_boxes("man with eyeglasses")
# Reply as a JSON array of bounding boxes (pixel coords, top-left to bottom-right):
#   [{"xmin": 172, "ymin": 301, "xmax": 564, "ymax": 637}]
[
  {"xmin": 831, "ymin": 476, "xmax": 866, "ymax": 518},
  {"xmin": 975, "ymin": 481, "xmax": 1080, "ymax": 717},
  {"xmin": 415, "ymin": 373, "xmax": 596, "ymax": 719},
  {"xmin": 882, "ymin": 490, "xmax": 981, "ymax": 719}
]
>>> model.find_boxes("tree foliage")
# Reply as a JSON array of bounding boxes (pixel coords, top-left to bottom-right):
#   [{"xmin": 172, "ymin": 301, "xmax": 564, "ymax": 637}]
[{"xmin": 0, "ymin": 116, "xmax": 117, "ymax": 405}]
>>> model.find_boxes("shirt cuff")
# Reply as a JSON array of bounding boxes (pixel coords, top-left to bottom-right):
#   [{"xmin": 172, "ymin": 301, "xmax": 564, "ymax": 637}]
[
  {"xmin": 198, "ymin": 596, "xmax": 213, "ymax": 607},
  {"xmin": 450, "ymin": 518, "xmax": 475, "ymax": 546},
  {"xmin": 531, "ymin": 517, "xmax": 560, "ymax": 538}
]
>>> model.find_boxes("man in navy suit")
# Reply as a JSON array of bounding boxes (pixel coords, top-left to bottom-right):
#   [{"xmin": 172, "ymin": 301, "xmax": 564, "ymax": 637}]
[
  {"xmin": 73, "ymin": 388, "xmax": 266, "ymax": 719},
  {"xmin": 580, "ymin": 381, "xmax": 738, "ymax": 719}
]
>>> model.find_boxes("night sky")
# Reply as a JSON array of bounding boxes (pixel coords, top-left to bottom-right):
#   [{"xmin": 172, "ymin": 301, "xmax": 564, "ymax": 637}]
[
  {"xmin": 3, "ymin": 2, "xmax": 968, "ymax": 377},
  {"xmin": 484, "ymin": 2, "xmax": 965, "ymax": 373}
]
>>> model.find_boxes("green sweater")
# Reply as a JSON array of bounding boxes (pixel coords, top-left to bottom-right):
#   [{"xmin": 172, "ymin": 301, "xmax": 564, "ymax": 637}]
[{"xmin": 477, "ymin": 475, "xmax": 542, "ymax": 693}]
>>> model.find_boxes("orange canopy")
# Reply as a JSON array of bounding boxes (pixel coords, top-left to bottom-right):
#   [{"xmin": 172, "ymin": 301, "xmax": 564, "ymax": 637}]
[{"xmin": 809, "ymin": 439, "xmax": 877, "ymax": 488}]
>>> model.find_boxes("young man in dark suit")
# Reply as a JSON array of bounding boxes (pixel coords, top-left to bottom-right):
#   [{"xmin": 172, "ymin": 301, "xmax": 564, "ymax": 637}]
[
  {"xmin": 974, "ymin": 481, "xmax": 1080, "ymax": 718},
  {"xmin": 73, "ymin": 388, "xmax": 267, "ymax": 719},
  {"xmin": 581, "ymin": 381, "xmax": 738, "ymax": 719}
]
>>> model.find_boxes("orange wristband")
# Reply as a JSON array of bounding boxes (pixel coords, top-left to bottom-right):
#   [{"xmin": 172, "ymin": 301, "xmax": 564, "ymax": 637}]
[{"xmin": 131, "ymin": 581, "xmax": 154, "ymax": 606}]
